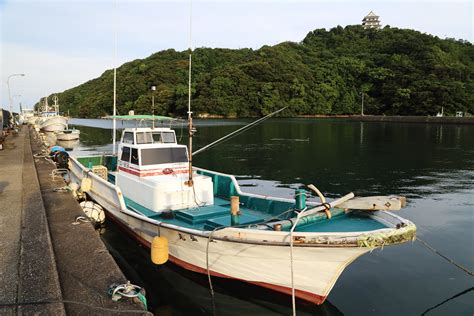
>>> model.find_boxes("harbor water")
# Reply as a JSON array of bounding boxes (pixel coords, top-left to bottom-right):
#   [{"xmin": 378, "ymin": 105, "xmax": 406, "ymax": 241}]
[{"xmin": 66, "ymin": 118, "xmax": 474, "ymax": 315}]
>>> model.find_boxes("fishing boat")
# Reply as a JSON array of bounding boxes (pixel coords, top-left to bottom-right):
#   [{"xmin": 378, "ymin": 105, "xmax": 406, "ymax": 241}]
[
  {"xmin": 65, "ymin": 3, "xmax": 415, "ymax": 304},
  {"xmin": 56, "ymin": 127, "xmax": 80, "ymax": 141},
  {"xmin": 37, "ymin": 96, "xmax": 67, "ymax": 132},
  {"xmin": 67, "ymin": 117, "xmax": 416, "ymax": 305}
]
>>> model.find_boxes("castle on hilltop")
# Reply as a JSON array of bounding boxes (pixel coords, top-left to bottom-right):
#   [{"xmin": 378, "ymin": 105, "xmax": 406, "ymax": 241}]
[{"xmin": 362, "ymin": 11, "xmax": 381, "ymax": 29}]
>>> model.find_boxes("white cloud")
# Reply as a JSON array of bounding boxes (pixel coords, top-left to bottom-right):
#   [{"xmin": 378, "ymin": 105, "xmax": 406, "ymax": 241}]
[{"xmin": 1, "ymin": 42, "xmax": 116, "ymax": 111}]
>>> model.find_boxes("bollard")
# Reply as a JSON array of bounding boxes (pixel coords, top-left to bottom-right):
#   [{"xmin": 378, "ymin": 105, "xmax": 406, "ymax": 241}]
[{"xmin": 295, "ymin": 189, "xmax": 307, "ymax": 211}]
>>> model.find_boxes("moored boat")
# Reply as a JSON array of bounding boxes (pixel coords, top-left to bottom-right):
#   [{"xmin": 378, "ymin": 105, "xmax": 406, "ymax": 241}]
[
  {"xmin": 56, "ymin": 128, "xmax": 80, "ymax": 141},
  {"xmin": 37, "ymin": 96, "xmax": 67, "ymax": 132},
  {"xmin": 67, "ymin": 124, "xmax": 416, "ymax": 305}
]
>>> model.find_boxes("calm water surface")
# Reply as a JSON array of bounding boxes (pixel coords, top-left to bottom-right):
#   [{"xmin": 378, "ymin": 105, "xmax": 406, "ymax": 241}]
[{"xmin": 66, "ymin": 118, "xmax": 474, "ymax": 315}]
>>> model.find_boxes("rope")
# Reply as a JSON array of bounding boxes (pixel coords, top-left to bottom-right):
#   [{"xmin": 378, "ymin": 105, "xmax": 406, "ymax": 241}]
[
  {"xmin": 206, "ymin": 228, "xmax": 221, "ymax": 316},
  {"xmin": 417, "ymin": 238, "xmax": 474, "ymax": 277},
  {"xmin": 420, "ymin": 287, "xmax": 473, "ymax": 315},
  {"xmin": 0, "ymin": 299, "xmax": 152, "ymax": 315},
  {"xmin": 108, "ymin": 281, "xmax": 148, "ymax": 310},
  {"xmin": 72, "ymin": 216, "xmax": 92, "ymax": 225},
  {"xmin": 289, "ymin": 207, "xmax": 307, "ymax": 316},
  {"xmin": 52, "ymin": 186, "xmax": 71, "ymax": 193}
]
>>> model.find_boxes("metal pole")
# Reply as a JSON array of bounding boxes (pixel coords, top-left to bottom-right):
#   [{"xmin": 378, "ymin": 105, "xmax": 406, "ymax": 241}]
[
  {"xmin": 151, "ymin": 85, "xmax": 156, "ymax": 129},
  {"xmin": 7, "ymin": 73, "xmax": 25, "ymax": 115},
  {"xmin": 186, "ymin": 0, "xmax": 194, "ymax": 187},
  {"xmin": 361, "ymin": 92, "xmax": 364, "ymax": 116},
  {"xmin": 112, "ymin": 0, "xmax": 117, "ymax": 155}
]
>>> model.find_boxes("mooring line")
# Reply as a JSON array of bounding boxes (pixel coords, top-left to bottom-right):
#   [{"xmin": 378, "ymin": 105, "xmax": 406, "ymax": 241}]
[
  {"xmin": 417, "ymin": 237, "xmax": 473, "ymax": 277},
  {"xmin": 420, "ymin": 287, "xmax": 474, "ymax": 315}
]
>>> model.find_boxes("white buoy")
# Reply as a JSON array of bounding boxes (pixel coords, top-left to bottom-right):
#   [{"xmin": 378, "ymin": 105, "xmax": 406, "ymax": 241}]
[
  {"xmin": 79, "ymin": 201, "xmax": 105, "ymax": 224},
  {"xmin": 68, "ymin": 182, "xmax": 84, "ymax": 200}
]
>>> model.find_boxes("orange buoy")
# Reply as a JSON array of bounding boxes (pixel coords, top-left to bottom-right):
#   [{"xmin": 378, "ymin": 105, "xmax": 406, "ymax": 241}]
[{"xmin": 151, "ymin": 236, "xmax": 169, "ymax": 264}]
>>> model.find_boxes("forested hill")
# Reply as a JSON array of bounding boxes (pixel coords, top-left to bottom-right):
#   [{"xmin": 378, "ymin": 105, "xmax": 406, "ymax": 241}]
[{"xmin": 45, "ymin": 25, "xmax": 474, "ymax": 118}]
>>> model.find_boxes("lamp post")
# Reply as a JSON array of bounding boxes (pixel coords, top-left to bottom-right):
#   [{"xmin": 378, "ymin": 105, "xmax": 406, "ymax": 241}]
[
  {"xmin": 151, "ymin": 85, "xmax": 156, "ymax": 128},
  {"xmin": 12, "ymin": 94, "xmax": 22, "ymax": 112},
  {"xmin": 7, "ymin": 73, "xmax": 25, "ymax": 115}
]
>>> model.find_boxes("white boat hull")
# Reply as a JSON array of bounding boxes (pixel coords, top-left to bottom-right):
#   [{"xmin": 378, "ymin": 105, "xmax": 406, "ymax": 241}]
[
  {"xmin": 56, "ymin": 130, "xmax": 80, "ymax": 140},
  {"xmin": 40, "ymin": 116, "xmax": 67, "ymax": 132},
  {"xmin": 68, "ymin": 158, "xmax": 396, "ymax": 304}
]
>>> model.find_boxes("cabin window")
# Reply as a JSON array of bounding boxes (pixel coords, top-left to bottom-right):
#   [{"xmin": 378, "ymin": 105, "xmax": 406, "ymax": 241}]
[
  {"xmin": 152, "ymin": 133, "xmax": 162, "ymax": 143},
  {"xmin": 162, "ymin": 132, "xmax": 176, "ymax": 143},
  {"xmin": 131, "ymin": 148, "xmax": 139, "ymax": 165},
  {"xmin": 136, "ymin": 132, "xmax": 153, "ymax": 144},
  {"xmin": 141, "ymin": 147, "xmax": 188, "ymax": 165},
  {"xmin": 123, "ymin": 132, "xmax": 134, "ymax": 144},
  {"xmin": 121, "ymin": 146, "xmax": 131, "ymax": 162}
]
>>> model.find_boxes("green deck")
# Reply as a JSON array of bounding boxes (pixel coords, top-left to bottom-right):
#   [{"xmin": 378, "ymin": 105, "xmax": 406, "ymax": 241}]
[{"xmin": 77, "ymin": 155, "xmax": 388, "ymax": 233}]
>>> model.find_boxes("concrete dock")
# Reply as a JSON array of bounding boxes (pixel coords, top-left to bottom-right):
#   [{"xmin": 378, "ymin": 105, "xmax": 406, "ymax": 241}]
[{"xmin": 0, "ymin": 127, "xmax": 148, "ymax": 315}]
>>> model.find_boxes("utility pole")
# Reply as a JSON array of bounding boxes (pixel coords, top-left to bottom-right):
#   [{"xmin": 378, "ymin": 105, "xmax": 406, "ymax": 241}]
[{"xmin": 151, "ymin": 85, "xmax": 156, "ymax": 128}]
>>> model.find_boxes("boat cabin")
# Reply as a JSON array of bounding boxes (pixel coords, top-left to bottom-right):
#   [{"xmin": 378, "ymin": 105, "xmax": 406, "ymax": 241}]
[{"xmin": 115, "ymin": 127, "xmax": 214, "ymax": 212}]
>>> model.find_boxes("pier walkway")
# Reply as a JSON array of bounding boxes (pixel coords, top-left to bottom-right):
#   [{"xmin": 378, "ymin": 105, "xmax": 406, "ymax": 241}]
[{"xmin": 0, "ymin": 127, "xmax": 146, "ymax": 315}]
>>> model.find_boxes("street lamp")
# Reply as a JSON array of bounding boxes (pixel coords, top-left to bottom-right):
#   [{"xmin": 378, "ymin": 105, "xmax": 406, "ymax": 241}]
[
  {"xmin": 13, "ymin": 94, "xmax": 22, "ymax": 112},
  {"xmin": 151, "ymin": 85, "xmax": 156, "ymax": 128},
  {"xmin": 7, "ymin": 73, "xmax": 25, "ymax": 115}
]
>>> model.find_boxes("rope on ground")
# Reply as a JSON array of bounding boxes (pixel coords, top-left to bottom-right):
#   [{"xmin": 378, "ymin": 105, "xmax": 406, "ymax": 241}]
[
  {"xmin": 0, "ymin": 299, "xmax": 152, "ymax": 315},
  {"xmin": 72, "ymin": 216, "xmax": 92, "ymax": 225},
  {"xmin": 50, "ymin": 168, "xmax": 69, "ymax": 181},
  {"xmin": 52, "ymin": 186, "xmax": 71, "ymax": 193},
  {"xmin": 417, "ymin": 237, "xmax": 473, "ymax": 277},
  {"xmin": 108, "ymin": 281, "xmax": 147, "ymax": 310}
]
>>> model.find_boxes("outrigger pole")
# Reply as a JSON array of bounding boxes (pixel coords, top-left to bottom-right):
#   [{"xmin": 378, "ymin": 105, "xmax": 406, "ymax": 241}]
[
  {"xmin": 112, "ymin": 0, "xmax": 118, "ymax": 156},
  {"xmin": 186, "ymin": 0, "xmax": 194, "ymax": 187},
  {"xmin": 193, "ymin": 107, "xmax": 287, "ymax": 156}
]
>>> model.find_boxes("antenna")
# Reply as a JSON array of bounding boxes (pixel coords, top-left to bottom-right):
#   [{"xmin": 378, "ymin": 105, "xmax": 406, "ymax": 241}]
[
  {"xmin": 185, "ymin": 0, "xmax": 194, "ymax": 187},
  {"xmin": 112, "ymin": 0, "xmax": 118, "ymax": 155}
]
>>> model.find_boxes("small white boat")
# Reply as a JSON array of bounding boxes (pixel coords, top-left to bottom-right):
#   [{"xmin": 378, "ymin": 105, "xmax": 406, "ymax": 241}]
[
  {"xmin": 56, "ymin": 139, "xmax": 79, "ymax": 150},
  {"xmin": 56, "ymin": 128, "xmax": 80, "ymax": 141},
  {"xmin": 37, "ymin": 96, "xmax": 67, "ymax": 132},
  {"xmin": 40, "ymin": 114, "xmax": 68, "ymax": 132},
  {"xmin": 68, "ymin": 123, "xmax": 416, "ymax": 305}
]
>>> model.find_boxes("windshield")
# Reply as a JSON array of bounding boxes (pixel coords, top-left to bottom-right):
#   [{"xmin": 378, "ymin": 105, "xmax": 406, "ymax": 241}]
[
  {"xmin": 135, "ymin": 131, "xmax": 176, "ymax": 144},
  {"xmin": 141, "ymin": 147, "xmax": 188, "ymax": 165}
]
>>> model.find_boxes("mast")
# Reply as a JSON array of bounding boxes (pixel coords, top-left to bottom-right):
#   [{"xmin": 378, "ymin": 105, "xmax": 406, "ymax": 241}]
[
  {"xmin": 112, "ymin": 0, "xmax": 118, "ymax": 155},
  {"xmin": 186, "ymin": 0, "xmax": 194, "ymax": 186},
  {"xmin": 53, "ymin": 95, "xmax": 59, "ymax": 114}
]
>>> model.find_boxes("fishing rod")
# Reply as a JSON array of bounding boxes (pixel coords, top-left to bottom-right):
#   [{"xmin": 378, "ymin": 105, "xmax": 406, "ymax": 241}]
[{"xmin": 192, "ymin": 107, "xmax": 287, "ymax": 156}]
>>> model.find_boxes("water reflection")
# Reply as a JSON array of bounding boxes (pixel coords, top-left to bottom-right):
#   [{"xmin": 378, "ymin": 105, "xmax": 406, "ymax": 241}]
[
  {"xmin": 103, "ymin": 221, "xmax": 343, "ymax": 316},
  {"xmin": 66, "ymin": 118, "xmax": 474, "ymax": 315}
]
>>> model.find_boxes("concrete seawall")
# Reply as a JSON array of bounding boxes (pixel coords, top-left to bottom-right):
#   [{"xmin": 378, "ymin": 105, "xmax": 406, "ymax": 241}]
[
  {"xmin": 0, "ymin": 126, "xmax": 148, "ymax": 315},
  {"xmin": 299, "ymin": 115, "xmax": 474, "ymax": 124}
]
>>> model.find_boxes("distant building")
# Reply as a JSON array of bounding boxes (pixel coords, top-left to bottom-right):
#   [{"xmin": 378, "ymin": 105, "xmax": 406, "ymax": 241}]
[{"xmin": 362, "ymin": 11, "xmax": 381, "ymax": 29}]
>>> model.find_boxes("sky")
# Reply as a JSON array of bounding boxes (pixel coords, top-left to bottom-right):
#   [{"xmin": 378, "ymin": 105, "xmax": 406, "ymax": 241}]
[{"xmin": 1, "ymin": 0, "xmax": 473, "ymax": 112}]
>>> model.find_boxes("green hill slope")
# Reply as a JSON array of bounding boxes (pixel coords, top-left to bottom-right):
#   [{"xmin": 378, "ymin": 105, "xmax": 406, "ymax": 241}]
[{"xmin": 42, "ymin": 25, "xmax": 474, "ymax": 118}]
